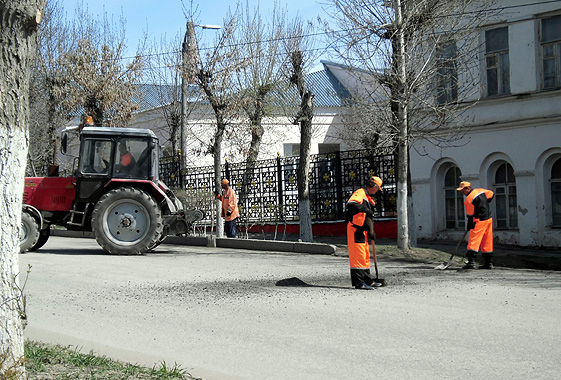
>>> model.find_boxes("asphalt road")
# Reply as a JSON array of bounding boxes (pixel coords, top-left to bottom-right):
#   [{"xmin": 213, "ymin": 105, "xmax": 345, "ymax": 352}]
[{"xmin": 20, "ymin": 236, "xmax": 561, "ymax": 380}]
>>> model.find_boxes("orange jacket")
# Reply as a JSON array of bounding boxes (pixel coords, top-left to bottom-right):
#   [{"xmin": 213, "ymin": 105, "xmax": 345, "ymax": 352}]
[
  {"xmin": 346, "ymin": 188, "xmax": 376, "ymax": 227},
  {"xmin": 217, "ymin": 186, "xmax": 239, "ymax": 221}
]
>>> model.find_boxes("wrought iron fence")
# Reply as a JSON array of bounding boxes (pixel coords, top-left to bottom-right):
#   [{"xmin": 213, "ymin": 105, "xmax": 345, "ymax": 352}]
[{"xmin": 160, "ymin": 148, "xmax": 397, "ymax": 224}]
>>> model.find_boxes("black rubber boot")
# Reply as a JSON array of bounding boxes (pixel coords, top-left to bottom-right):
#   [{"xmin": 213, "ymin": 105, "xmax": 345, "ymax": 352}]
[
  {"xmin": 480, "ymin": 252, "xmax": 494, "ymax": 269},
  {"xmin": 462, "ymin": 250, "xmax": 478, "ymax": 270}
]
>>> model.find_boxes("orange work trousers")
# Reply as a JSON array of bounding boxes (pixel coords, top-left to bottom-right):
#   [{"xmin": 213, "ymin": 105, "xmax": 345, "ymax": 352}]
[
  {"xmin": 347, "ymin": 223, "xmax": 370, "ymax": 269},
  {"xmin": 467, "ymin": 218, "xmax": 493, "ymax": 253}
]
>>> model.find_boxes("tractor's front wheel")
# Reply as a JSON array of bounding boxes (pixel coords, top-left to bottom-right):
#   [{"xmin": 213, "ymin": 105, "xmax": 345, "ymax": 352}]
[
  {"xmin": 30, "ymin": 225, "xmax": 50, "ymax": 251},
  {"xmin": 20, "ymin": 211, "xmax": 40, "ymax": 253},
  {"xmin": 92, "ymin": 187, "xmax": 163, "ymax": 254}
]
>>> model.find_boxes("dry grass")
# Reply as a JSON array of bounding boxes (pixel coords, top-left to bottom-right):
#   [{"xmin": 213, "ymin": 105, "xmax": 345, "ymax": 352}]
[{"xmin": 24, "ymin": 341, "xmax": 199, "ymax": 380}]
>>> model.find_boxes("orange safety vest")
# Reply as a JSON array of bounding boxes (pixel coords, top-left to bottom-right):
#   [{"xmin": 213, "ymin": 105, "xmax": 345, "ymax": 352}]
[
  {"xmin": 464, "ymin": 188, "xmax": 494, "ymax": 221},
  {"xmin": 347, "ymin": 188, "xmax": 375, "ymax": 227}
]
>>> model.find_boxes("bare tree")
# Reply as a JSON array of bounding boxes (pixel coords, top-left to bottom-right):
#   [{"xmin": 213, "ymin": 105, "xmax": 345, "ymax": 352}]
[
  {"xmin": 283, "ymin": 18, "xmax": 318, "ymax": 243},
  {"xmin": 0, "ymin": 1, "xmax": 46, "ymax": 378},
  {"xmin": 56, "ymin": 4, "xmax": 145, "ymax": 127},
  {"xmin": 146, "ymin": 33, "xmax": 201, "ymax": 158},
  {"xmin": 325, "ymin": 0, "xmax": 499, "ymax": 249},
  {"xmin": 226, "ymin": 1, "xmax": 291, "ymax": 230},
  {"xmin": 233, "ymin": 1, "xmax": 288, "ymax": 166},
  {"xmin": 28, "ymin": 0, "xmax": 71, "ymax": 175},
  {"xmin": 192, "ymin": 9, "xmax": 243, "ymax": 237}
]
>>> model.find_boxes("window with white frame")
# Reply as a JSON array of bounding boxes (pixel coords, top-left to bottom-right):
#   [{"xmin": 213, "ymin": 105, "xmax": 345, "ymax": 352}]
[
  {"xmin": 485, "ymin": 27, "xmax": 510, "ymax": 97},
  {"xmin": 436, "ymin": 40, "xmax": 458, "ymax": 104},
  {"xmin": 283, "ymin": 143, "xmax": 300, "ymax": 157},
  {"xmin": 551, "ymin": 158, "xmax": 561, "ymax": 227},
  {"xmin": 541, "ymin": 15, "xmax": 561, "ymax": 89},
  {"xmin": 494, "ymin": 162, "xmax": 517, "ymax": 229},
  {"xmin": 444, "ymin": 166, "xmax": 465, "ymax": 229}
]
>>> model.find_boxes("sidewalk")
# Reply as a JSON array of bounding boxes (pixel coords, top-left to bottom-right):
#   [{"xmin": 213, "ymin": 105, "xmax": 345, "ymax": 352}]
[
  {"xmin": 416, "ymin": 238, "xmax": 561, "ymax": 271},
  {"xmin": 230, "ymin": 232, "xmax": 561, "ymax": 271}
]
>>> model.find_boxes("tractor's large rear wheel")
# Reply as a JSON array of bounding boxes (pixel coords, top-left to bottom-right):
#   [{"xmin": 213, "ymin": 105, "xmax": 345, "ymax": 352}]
[
  {"xmin": 20, "ymin": 211, "xmax": 40, "ymax": 253},
  {"xmin": 92, "ymin": 187, "xmax": 163, "ymax": 254}
]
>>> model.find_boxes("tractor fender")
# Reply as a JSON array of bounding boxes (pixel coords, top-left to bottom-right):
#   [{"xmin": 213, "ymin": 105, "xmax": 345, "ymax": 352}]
[
  {"xmin": 102, "ymin": 179, "xmax": 178, "ymax": 214},
  {"xmin": 22, "ymin": 204, "xmax": 44, "ymax": 230}
]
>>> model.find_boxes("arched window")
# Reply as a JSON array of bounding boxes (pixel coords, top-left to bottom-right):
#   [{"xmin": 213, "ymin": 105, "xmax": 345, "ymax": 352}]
[
  {"xmin": 494, "ymin": 162, "xmax": 518, "ymax": 229},
  {"xmin": 444, "ymin": 166, "xmax": 464, "ymax": 229},
  {"xmin": 551, "ymin": 158, "xmax": 561, "ymax": 227}
]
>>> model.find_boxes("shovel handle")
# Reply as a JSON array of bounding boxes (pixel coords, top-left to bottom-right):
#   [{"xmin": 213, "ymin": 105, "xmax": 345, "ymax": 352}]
[
  {"xmin": 455, "ymin": 229, "xmax": 469, "ymax": 253},
  {"xmin": 365, "ymin": 218, "xmax": 380, "ymax": 279}
]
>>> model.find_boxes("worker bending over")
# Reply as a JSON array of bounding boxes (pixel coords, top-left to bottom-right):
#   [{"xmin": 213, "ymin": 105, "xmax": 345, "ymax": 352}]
[
  {"xmin": 346, "ymin": 176, "xmax": 383, "ymax": 290},
  {"xmin": 457, "ymin": 181, "xmax": 495, "ymax": 269}
]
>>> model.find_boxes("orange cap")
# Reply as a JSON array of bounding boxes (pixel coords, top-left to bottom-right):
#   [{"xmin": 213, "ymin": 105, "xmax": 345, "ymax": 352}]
[
  {"xmin": 456, "ymin": 181, "xmax": 471, "ymax": 191},
  {"xmin": 221, "ymin": 179, "xmax": 230, "ymax": 185},
  {"xmin": 367, "ymin": 176, "xmax": 383, "ymax": 191}
]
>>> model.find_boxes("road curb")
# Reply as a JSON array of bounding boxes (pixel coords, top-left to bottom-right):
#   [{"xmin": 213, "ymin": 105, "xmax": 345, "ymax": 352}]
[
  {"xmin": 51, "ymin": 229, "xmax": 337, "ymax": 255},
  {"xmin": 164, "ymin": 235, "xmax": 336, "ymax": 254}
]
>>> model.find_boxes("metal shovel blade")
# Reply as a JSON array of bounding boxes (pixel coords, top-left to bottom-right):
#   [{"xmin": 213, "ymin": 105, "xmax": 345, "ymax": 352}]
[
  {"xmin": 435, "ymin": 256, "xmax": 454, "ymax": 270},
  {"xmin": 434, "ymin": 229, "xmax": 468, "ymax": 270},
  {"xmin": 374, "ymin": 278, "xmax": 387, "ymax": 287}
]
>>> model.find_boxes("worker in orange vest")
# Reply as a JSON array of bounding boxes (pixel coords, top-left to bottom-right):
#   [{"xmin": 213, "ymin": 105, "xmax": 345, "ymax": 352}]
[
  {"xmin": 456, "ymin": 181, "xmax": 495, "ymax": 269},
  {"xmin": 345, "ymin": 176, "xmax": 383, "ymax": 289},
  {"xmin": 215, "ymin": 179, "xmax": 239, "ymax": 238}
]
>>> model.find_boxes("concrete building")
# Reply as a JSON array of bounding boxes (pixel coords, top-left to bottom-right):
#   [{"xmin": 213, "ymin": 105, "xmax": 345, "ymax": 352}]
[
  {"xmin": 129, "ymin": 64, "xmax": 354, "ymax": 167},
  {"xmin": 409, "ymin": 0, "xmax": 561, "ymax": 247}
]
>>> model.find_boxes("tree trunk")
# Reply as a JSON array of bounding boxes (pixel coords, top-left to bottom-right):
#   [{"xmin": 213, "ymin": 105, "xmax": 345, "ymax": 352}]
[
  {"xmin": 394, "ymin": 0, "xmax": 410, "ymax": 251},
  {"xmin": 213, "ymin": 119, "xmax": 226, "ymax": 238},
  {"xmin": 298, "ymin": 115, "xmax": 313, "ymax": 242},
  {"xmin": 0, "ymin": 1, "xmax": 45, "ymax": 378},
  {"xmin": 198, "ymin": 68, "xmax": 228, "ymax": 239},
  {"xmin": 289, "ymin": 51, "xmax": 314, "ymax": 243}
]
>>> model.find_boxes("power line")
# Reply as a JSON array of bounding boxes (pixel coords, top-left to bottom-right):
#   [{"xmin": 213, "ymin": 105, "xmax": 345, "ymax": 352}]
[{"xmin": 47, "ymin": 0, "xmax": 561, "ymax": 67}]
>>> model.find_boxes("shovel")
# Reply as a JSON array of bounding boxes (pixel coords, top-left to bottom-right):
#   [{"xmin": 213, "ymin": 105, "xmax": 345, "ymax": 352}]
[
  {"xmin": 435, "ymin": 229, "xmax": 469, "ymax": 270},
  {"xmin": 365, "ymin": 218, "xmax": 386, "ymax": 286}
]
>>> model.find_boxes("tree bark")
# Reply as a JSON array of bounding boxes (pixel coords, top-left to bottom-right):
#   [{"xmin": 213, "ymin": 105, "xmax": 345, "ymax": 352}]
[
  {"xmin": 290, "ymin": 51, "xmax": 314, "ymax": 242},
  {"xmin": 213, "ymin": 123, "xmax": 225, "ymax": 238},
  {"xmin": 394, "ymin": 0, "xmax": 411, "ymax": 251},
  {"xmin": 199, "ymin": 69, "xmax": 227, "ymax": 238},
  {"xmin": 0, "ymin": 1, "xmax": 45, "ymax": 377},
  {"xmin": 298, "ymin": 114, "xmax": 314, "ymax": 242}
]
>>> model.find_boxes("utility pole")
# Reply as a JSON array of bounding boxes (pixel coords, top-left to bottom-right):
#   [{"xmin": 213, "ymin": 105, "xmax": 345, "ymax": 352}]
[
  {"xmin": 180, "ymin": 22, "xmax": 197, "ymax": 188},
  {"xmin": 180, "ymin": 22, "xmax": 220, "ymax": 189}
]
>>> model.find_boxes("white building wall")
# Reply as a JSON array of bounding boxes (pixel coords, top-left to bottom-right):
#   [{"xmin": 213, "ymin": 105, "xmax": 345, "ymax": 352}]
[
  {"xmin": 410, "ymin": 1, "xmax": 561, "ymax": 247},
  {"xmin": 130, "ymin": 104, "xmax": 347, "ymax": 167}
]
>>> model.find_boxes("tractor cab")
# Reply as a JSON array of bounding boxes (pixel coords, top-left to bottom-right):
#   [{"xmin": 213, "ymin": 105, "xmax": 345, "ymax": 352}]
[{"xmin": 61, "ymin": 126, "xmax": 159, "ymax": 202}]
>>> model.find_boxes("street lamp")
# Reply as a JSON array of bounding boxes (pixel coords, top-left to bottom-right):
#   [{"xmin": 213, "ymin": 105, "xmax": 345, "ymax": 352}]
[{"xmin": 179, "ymin": 22, "xmax": 220, "ymax": 187}]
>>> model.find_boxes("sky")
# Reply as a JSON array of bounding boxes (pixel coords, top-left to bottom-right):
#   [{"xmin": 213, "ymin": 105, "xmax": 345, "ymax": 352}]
[{"xmin": 59, "ymin": 0, "xmax": 334, "ymax": 70}]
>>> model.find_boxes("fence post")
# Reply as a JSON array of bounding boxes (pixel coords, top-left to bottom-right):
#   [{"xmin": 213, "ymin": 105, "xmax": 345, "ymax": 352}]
[
  {"xmin": 335, "ymin": 150, "xmax": 344, "ymax": 220},
  {"xmin": 276, "ymin": 153, "xmax": 283, "ymax": 208},
  {"xmin": 178, "ymin": 152, "xmax": 185, "ymax": 190},
  {"xmin": 225, "ymin": 158, "xmax": 230, "ymax": 181}
]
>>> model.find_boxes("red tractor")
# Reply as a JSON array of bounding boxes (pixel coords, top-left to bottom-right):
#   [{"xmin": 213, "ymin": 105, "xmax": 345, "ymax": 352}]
[{"xmin": 21, "ymin": 125, "xmax": 202, "ymax": 254}]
